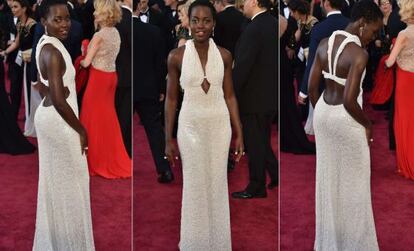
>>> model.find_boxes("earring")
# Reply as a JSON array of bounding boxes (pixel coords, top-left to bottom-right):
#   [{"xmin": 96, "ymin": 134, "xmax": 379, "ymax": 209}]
[
  {"xmin": 359, "ymin": 26, "xmax": 363, "ymax": 37},
  {"xmin": 212, "ymin": 27, "xmax": 215, "ymax": 37},
  {"xmin": 44, "ymin": 26, "xmax": 48, "ymax": 35},
  {"xmin": 189, "ymin": 29, "xmax": 191, "ymax": 37}
]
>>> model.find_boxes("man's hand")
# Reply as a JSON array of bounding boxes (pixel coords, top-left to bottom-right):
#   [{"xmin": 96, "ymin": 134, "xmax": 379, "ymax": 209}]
[
  {"xmin": 298, "ymin": 95, "xmax": 307, "ymax": 105},
  {"xmin": 159, "ymin": 93, "xmax": 165, "ymax": 102}
]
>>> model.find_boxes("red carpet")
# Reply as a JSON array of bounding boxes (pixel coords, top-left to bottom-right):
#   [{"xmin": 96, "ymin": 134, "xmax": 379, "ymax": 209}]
[
  {"xmin": 281, "ymin": 95, "xmax": 414, "ymax": 250},
  {"xmin": 0, "ymin": 83, "xmax": 131, "ymax": 250},
  {"xmin": 133, "ymin": 115, "xmax": 278, "ymax": 250}
]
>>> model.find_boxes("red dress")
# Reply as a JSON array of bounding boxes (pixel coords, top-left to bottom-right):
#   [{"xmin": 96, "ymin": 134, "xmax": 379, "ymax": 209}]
[
  {"xmin": 394, "ymin": 66, "xmax": 414, "ymax": 179},
  {"xmin": 370, "ymin": 55, "xmax": 394, "ymax": 105},
  {"xmin": 80, "ymin": 27, "xmax": 131, "ymax": 178}
]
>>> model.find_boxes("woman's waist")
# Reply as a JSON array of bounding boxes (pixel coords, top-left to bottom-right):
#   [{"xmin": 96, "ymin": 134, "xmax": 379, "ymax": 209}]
[
  {"xmin": 90, "ymin": 63, "xmax": 117, "ymax": 73},
  {"xmin": 179, "ymin": 102, "xmax": 229, "ymax": 117}
]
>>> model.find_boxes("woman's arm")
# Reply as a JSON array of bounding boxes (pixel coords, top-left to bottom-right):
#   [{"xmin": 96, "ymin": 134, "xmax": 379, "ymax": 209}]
[
  {"xmin": 80, "ymin": 34, "xmax": 102, "ymax": 68},
  {"xmin": 40, "ymin": 44, "xmax": 88, "ymax": 154},
  {"xmin": 308, "ymin": 44, "xmax": 323, "ymax": 108},
  {"xmin": 164, "ymin": 49, "xmax": 181, "ymax": 166},
  {"xmin": 0, "ymin": 32, "xmax": 20, "ymax": 57},
  {"xmin": 220, "ymin": 48, "xmax": 244, "ymax": 162},
  {"xmin": 385, "ymin": 31, "xmax": 406, "ymax": 68},
  {"xmin": 343, "ymin": 48, "xmax": 372, "ymax": 142}
]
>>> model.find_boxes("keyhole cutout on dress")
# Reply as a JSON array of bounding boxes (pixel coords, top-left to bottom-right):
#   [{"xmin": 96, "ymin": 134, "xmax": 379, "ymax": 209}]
[
  {"xmin": 201, "ymin": 77, "xmax": 211, "ymax": 94},
  {"xmin": 196, "ymin": 45, "xmax": 211, "ymax": 94}
]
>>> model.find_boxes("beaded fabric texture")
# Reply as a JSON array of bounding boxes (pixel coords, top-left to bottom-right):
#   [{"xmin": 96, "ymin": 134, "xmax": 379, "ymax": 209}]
[
  {"xmin": 313, "ymin": 30, "xmax": 379, "ymax": 251},
  {"xmin": 177, "ymin": 38, "xmax": 232, "ymax": 251},
  {"xmin": 33, "ymin": 35, "xmax": 95, "ymax": 251},
  {"xmin": 397, "ymin": 25, "xmax": 414, "ymax": 72},
  {"xmin": 91, "ymin": 27, "xmax": 120, "ymax": 72}
]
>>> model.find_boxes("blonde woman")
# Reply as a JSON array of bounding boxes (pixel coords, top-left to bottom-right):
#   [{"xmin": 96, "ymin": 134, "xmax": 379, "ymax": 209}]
[
  {"xmin": 385, "ymin": 0, "xmax": 414, "ymax": 180},
  {"xmin": 176, "ymin": 0, "xmax": 192, "ymax": 47},
  {"xmin": 80, "ymin": 0, "xmax": 131, "ymax": 178}
]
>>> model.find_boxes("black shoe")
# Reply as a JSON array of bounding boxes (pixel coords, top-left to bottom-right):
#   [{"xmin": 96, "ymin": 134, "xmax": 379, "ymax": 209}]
[
  {"xmin": 157, "ymin": 171, "xmax": 174, "ymax": 183},
  {"xmin": 231, "ymin": 190, "xmax": 267, "ymax": 199},
  {"xmin": 267, "ymin": 180, "xmax": 278, "ymax": 189}
]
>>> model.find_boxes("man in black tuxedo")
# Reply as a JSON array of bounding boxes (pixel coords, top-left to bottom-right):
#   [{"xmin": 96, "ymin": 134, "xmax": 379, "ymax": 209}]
[
  {"xmin": 133, "ymin": 0, "xmax": 173, "ymax": 183},
  {"xmin": 162, "ymin": 0, "xmax": 178, "ymax": 54},
  {"xmin": 231, "ymin": 0, "xmax": 278, "ymax": 199},
  {"xmin": 213, "ymin": 0, "xmax": 248, "ymax": 57},
  {"xmin": 76, "ymin": 0, "xmax": 94, "ymax": 40},
  {"xmin": 138, "ymin": 0, "xmax": 163, "ymax": 26},
  {"xmin": 115, "ymin": 0, "xmax": 132, "ymax": 157},
  {"xmin": 298, "ymin": 0, "xmax": 349, "ymax": 106},
  {"xmin": 3, "ymin": 1, "xmax": 23, "ymax": 121},
  {"xmin": 387, "ymin": 0, "xmax": 406, "ymax": 150}
]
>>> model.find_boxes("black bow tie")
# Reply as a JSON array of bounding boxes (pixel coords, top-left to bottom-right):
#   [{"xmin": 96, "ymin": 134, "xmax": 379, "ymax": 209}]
[{"xmin": 139, "ymin": 11, "xmax": 148, "ymax": 16}]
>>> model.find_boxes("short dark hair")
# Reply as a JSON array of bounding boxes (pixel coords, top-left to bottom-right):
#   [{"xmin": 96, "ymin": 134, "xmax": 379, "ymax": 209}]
[
  {"xmin": 39, "ymin": 0, "xmax": 68, "ymax": 19},
  {"xmin": 257, "ymin": 0, "xmax": 272, "ymax": 9},
  {"xmin": 188, "ymin": 0, "xmax": 217, "ymax": 21},
  {"xmin": 351, "ymin": 0, "xmax": 383, "ymax": 23},
  {"xmin": 322, "ymin": 0, "xmax": 343, "ymax": 10},
  {"xmin": 287, "ymin": 0, "xmax": 310, "ymax": 15}
]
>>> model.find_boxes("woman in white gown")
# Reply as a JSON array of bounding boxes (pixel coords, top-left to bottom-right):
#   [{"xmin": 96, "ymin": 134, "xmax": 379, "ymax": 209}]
[
  {"xmin": 164, "ymin": 1, "xmax": 244, "ymax": 250},
  {"xmin": 308, "ymin": 0, "xmax": 383, "ymax": 250},
  {"xmin": 32, "ymin": 0, "xmax": 94, "ymax": 249}
]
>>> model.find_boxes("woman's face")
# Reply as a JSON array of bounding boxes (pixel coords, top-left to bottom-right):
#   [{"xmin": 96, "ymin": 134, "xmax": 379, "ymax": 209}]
[
  {"xmin": 178, "ymin": 6, "xmax": 189, "ymax": 28},
  {"xmin": 11, "ymin": 1, "xmax": 25, "ymax": 19},
  {"xmin": 380, "ymin": 0, "xmax": 392, "ymax": 15},
  {"xmin": 189, "ymin": 6, "xmax": 215, "ymax": 42},
  {"xmin": 42, "ymin": 4, "xmax": 71, "ymax": 41},
  {"xmin": 289, "ymin": 9, "xmax": 300, "ymax": 21},
  {"xmin": 360, "ymin": 19, "xmax": 383, "ymax": 47}
]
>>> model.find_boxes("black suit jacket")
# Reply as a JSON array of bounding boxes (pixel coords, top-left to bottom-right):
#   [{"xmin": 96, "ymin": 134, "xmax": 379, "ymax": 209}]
[
  {"xmin": 387, "ymin": 6, "xmax": 406, "ymax": 40},
  {"xmin": 4, "ymin": 13, "xmax": 18, "ymax": 63},
  {"xmin": 115, "ymin": 6, "xmax": 132, "ymax": 88},
  {"xmin": 133, "ymin": 17, "xmax": 166, "ymax": 102},
  {"xmin": 77, "ymin": 0, "xmax": 94, "ymax": 40},
  {"xmin": 300, "ymin": 13, "xmax": 349, "ymax": 95},
  {"xmin": 162, "ymin": 7, "xmax": 179, "ymax": 54},
  {"xmin": 213, "ymin": 6, "xmax": 247, "ymax": 57},
  {"xmin": 233, "ymin": 12, "xmax": 277, "ymax": 114},
  {"xmin": 147, "ymin": 8, "xmax": 164, "ymax": 27}
]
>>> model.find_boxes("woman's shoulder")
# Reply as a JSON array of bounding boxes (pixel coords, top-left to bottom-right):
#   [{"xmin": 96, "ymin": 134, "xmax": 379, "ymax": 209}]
[{"xmin": 217, "ymin": 46, "xmax": 232, "ymax": 64}]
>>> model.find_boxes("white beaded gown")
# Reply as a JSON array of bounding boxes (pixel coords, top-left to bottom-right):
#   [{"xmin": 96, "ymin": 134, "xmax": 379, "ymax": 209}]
[
  {"xmin": 313, "ymin": 31, "xmax": 379, "ymax": 251},
  {"xmin": 32, "ymin": 35, "xmax": 95, "ymax": 251},
  {"xmin": 177, "ymin": 38, "xmax": 232, "ymax": 250}
]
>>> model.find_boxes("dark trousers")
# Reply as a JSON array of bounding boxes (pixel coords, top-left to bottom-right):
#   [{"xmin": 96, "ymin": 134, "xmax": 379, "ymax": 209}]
[
  {"xmin": 115, "ymin": 86, "xmax": 132, "ymax": 157},
  {"xmin": 134, "ymin": 100, "xmax": 171, "ymax": 173},
  {"xmin": 8, "ymin": 62, "xmax": 23, "ymax": 121},
  {"xmin": 389, "ymin": 67, "xmax": 397, "ymax": 150},
  {"xmin": 241, "ymin": 111, "xmax": 278, "ymax": 193}
]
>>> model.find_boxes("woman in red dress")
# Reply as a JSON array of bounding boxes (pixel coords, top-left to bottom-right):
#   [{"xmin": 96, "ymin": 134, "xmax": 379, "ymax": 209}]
[
  {"xmin": 80, "ymin": 0, "xmax": 131, "ymax": 178},
  {"xmin": 385, "ymin": 0, "xmax": 414, "ymax": 179}
]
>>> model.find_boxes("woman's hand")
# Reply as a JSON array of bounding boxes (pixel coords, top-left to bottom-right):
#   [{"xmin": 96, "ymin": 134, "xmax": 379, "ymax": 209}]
[
  {"xmin": 233, "ymin": 135, "xmax": 245, "ymax": 163},
  {"xmin": 165, "ymin": 140, "xmax": 180, "ymax": 167},
  {"xmin": 366, "ymin": 124, "xmax": 373, "ymax": 145},
  {"xmin": 79, "ymin": 127, "xmax": 88, "ymax": 155}
]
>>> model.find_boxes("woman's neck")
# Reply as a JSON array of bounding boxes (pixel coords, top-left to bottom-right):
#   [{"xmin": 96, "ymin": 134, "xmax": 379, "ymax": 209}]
[
  {"xmin": 19, "ymin": 15, "xmax": 28, "ymax": 24},
  {"xmin": 194, "ymin": 39, "xmax": 209, "ymax": 51},
  {"xmin": 344, "ymin": 23, "xmax": 359, "ymax": 37}
]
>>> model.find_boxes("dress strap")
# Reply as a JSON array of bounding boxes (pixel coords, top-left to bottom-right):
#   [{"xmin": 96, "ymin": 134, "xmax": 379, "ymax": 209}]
[{"xmin": 322, "ymin": 31, "xmax": 362, "ymax": 86}]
